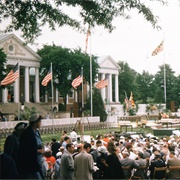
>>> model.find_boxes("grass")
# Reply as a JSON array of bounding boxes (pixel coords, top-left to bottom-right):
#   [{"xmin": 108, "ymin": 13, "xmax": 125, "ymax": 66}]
[{"xmin": 0, "ymin": 126, "xmax": 154, "ymax": 153}]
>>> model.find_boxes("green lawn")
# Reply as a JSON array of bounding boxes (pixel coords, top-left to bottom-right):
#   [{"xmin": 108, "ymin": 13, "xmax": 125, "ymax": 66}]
[{"xmin": 0, "ymin": 126, "xmax": 154, "ymax": 153}]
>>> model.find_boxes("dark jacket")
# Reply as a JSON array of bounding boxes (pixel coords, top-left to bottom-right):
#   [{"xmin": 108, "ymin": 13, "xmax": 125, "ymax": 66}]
[
  {"xmin": 105, "ymin": 153, "xmax": 125, "ymax": 179},
  {"xmin": 149, "ymin": 158, "xmax": 166, "ymax": 179},
  {"xmin": 4, "ymin": 131, "xmax": 20, "ymax": 167},
  {"xmin": 18, "ymin": 126, "xmax": 42, "ymax": 173}
]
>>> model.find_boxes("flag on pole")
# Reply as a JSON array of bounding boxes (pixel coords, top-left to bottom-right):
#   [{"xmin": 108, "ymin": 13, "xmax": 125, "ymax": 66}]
[
  {"xmin": 129, "ymin": 91, "xmax": 135, "ymax": 108},
  {"xmin": 0, "ymin": 63, "xmax": 19, "ymax": 86},
  {"xmin": 124, "ymin": 91, "xmax": 129, "ymax": 110},
  {"xmin": 85, "ymin": 28, "xmax": 91, "ymax": 53},
  {"xmin": 42, "ymin": 67, "xmax": 52, "ymax": 86},
  {"xmin": 152, "ymin": 40, "xmax": 164, "ymax": 56},
  {"xmin": 72, "ymin": 71, "xmax": 83, "ymax": 89},
  {"xmin": 96, "ymin": 77, "xmax": 108, "ymax": 89}
]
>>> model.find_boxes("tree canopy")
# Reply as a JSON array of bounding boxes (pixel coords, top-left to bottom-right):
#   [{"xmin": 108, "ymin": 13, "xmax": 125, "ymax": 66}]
[
  {"xmin": 0, "ymin": 0, "xmax": 166, "ymax": 43},
  {"xmin": 38, "ymin": 45, "xmax": 99, "ymax": 107},
  {"xmin": 0, "ymin": 48, "xmax": 7, "ymax": 83}
]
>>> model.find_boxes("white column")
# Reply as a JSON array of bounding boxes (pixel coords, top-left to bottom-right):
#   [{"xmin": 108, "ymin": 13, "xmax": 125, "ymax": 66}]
[
  {"xmin": 14, "ymin": 78, "xmax": 19, "ymax": 103},
  {"xmin": 2, "ymin": 65, "xmax": 8, "ymax": 103},
  {"xmin": 108, "ymin": 74, "xmax": 112, "ymax": 103},
  {"xmin": 115, "ymin": 74, "xmax": 119, "ymax": 102},
  {"xmin": 25, "ymin": 66, "xmax": 30, "ymax": 102},
  {"xmin": 45, "ymin": 91, "xmax": 48, "ymax": 103},
  {"xmin": 101, "ymin": 73, "xmax": 106, "ymax": 102},
  {"xmin": 55, "ymin": 88, "xmax": 59, "ymax": 103},
  {"xmin": 66, "ymin": 94, "xmax": 69, "ymax": 104},
  {"xmin": 2, "ymin": 88, "xmax": 8, "ymax": 103},
  {"xmin": 75, "ymin": 91, "xmax": 78, "ymax": 102},
  {"xmin": 35, "ymin": 67, "xmax": 40, "ymax": 102}
]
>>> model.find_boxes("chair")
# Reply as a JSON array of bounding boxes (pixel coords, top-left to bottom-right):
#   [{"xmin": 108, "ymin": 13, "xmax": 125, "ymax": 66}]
[
  {"xmin": 153, "ymin": 167, "xmax": 167, "ymax": 180},
  {"xmin": 168, "ymin": 166, "xmax": 180, "ymax": 179},
  {"xmin": 132, "ymin": 166, "xmax": 148, "ymax": 179},
  {"xmin": 122, "ymin": 166, "xmax": 132, "ymax": 180}
]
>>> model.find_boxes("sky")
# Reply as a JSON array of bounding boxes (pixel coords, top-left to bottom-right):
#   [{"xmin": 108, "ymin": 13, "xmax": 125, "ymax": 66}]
[{"xmin": 2, "ymin": 0, "xmax": 180, "ymax": 75}]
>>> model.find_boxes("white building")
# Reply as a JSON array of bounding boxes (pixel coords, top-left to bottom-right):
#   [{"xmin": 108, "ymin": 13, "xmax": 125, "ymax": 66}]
[{"xmin": 0, "ymin": 34, "xmax": 120, "ymax": 111}]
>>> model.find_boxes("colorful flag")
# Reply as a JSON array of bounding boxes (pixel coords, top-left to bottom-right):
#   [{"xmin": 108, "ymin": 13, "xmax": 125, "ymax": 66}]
[
  {"xmin": 0, "ymin": 63, "xmax": 19, "ymax": 86},
  {"xmin": 129, "ymin": 91, "xmax": 135, "ymax": 107},
  {"xmin": 152, "ymin": 40, "xmax": 164, "ymax": 56},
  {"xmin": 85, "ymin": 28, "xmax": 91, "ymax": 53},
  {"xmin": 42, "ymin": 67, "xmax": 52, "ymax": 86},
  {"xmin": 124, "ymin": 91, "xmax": 129, "ymax": 110},
  {"xmin": 72, "ymin": 75, "xmax": 83, "ymax": 89},
  {"xmin": 96, "ymin": 78, "xmax": 108, "ymax": 89}
]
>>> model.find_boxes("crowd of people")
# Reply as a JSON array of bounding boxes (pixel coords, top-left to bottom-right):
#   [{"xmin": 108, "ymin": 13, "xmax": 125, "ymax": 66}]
[{"xmin": 1, "ymin": 113, "xmax": 180, "ymax": 179}]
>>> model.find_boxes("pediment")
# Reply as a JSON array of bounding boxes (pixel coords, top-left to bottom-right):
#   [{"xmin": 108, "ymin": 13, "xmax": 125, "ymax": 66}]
[
  {"xmin": 0, "ymin": 34, "xmax": 40, "ymax": 61},
  {"xmin": 98, "ymin": 55, "xmax": 120, "ymax": 70}
]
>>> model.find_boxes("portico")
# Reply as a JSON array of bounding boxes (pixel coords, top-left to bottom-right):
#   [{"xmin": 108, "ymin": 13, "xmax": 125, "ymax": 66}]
[
  {"xmin": 0, "ymin": 34, "xmax": 41, "ymax": 103},
  {"xmin": 97, "ymin": 56, "xmax": 120, "ymax": 104}
]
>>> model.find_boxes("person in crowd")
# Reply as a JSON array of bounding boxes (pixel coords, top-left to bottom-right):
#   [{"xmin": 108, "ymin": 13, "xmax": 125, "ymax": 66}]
[
  {"xmin": 60, "ymin": 143, "xmax": 75, "ymax": 180},
  {"xmin": 62, "ymin": 136, "xmax": 71, "ymax": 148},
  {"xmin": 18, "ymin": 113, "xmax": 45, "ymax": 179},
  {"xmin": 167, "ymin": 151, "xmax": 180, "ymax": 179},
  {"xmin": 133, "ymin": 151, "xmax": 147, "ymax": 179},
  {"xmin": 102, "ymin": 134, "xmax": 109, "ymax": 148},
  {"xmin": 60, "ymin": 130, "xmax": 68, "ymax": 144},
  {"xmin": 70, "ymin": 128, "xmax": 77, "ymax": 142},
  {"xmin": 149, "ymin": 153, "xmax": 166, "ymax": 179},
  {"xmin": 4, "ymin": 122, "xmax": 28, "ymax": 172},
  {"xmin": 74, "ymin": 143, "xmax": 96, "ymax": 180},
  {"xmin": 73, "ymin": 143, "xmax": 83, "ymax": 159},
  {"xmin": 44, "ymin": 148, "xmax": 56, "ymax": 170},
  {"xmin": 102, "ymin": 141, "xmax": 125, "ymax": 179},
  {"xmin": 0, "ymin": 152, "xmax": 19, "ymax": 179},
  {"xmin": 53, "ymin": 151, "xmax": 62, "ymax": 179},
  {"xmin": 90, "ymin": 140, "xmax": 102, "ymax": 163},
  {"xmin": 2, "ymin": 115, "xmax": 7, "ymax": 121},
  {"xmin": 120, "ymin": 151, "xmax": 139, "ymax": 179},
  {"xmin": 46, "ymin": 113, "xmax": 50, "ymax": 119},
  {"xmin": 51, "ymin": 138, "xmax": 61, "ymax": 159},
  {"xmin": 96, "ymin": 145, "xmax": 108, "ymax": 179}
]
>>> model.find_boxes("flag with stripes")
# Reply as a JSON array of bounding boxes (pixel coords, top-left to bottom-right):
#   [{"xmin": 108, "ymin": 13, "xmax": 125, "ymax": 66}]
[
  {"xmin": 0, "ymin": 63, "xmax": 19, "ymax": 86},
  {"xmin": 96, "ymin": 78, "xmax": 108, "ymax": 89},
  {"xmin": 71, "ymin": 75, "xmax": 83, "ymax": 89},
  {"xmin": 152, "ymin": 40, "xmax": 164, "ymax": 56},
  {"xmin": 85, "ymin": 28, "xmax": 91, "ymax": 53},
  {"xmin": 41, "ymin": 67, "xmax": 52, "ymax": 86}
]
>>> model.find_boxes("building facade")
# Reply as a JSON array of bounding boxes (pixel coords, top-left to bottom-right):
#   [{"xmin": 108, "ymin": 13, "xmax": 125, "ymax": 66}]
[{"xmin": 0, "ymin": 34, "xmax": 120, "ymax": 108}]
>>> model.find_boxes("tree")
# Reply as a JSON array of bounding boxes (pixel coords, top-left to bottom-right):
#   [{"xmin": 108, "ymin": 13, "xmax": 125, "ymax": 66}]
[
  {"xmin": 154, "ymin": 64, "xmax": 177, "ymax": 109},
  {"xmin": 135, "ymin": 71, "xmax": 155, "ymax": 103},
  {"xmin": 0, "ymin": 48, "xmax": 7, "ymax": 84},
  {"xmin": 38, "ymin": 45, "xmax": 99, "ymax": 108},
  {"xmin": 118, "ymin": 61, "xmax": 137, "ymax": 103},
  {"xmin": 0, "ymin": 0, "xmax": 165, "ymax": 43},
  {"xmin": 86, "ymin": 88, "xmax": 107, "ymax": 122}
]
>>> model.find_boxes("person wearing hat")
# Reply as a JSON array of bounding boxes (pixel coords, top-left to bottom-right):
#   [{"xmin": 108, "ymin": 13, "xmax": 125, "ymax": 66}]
[
  {"xmin": 4, "ymin": 122, "xmax": 28, "ymax": 172},
  {"xmin": 18, "ymin": 113, "xmax": 44, "ymax": 179}
]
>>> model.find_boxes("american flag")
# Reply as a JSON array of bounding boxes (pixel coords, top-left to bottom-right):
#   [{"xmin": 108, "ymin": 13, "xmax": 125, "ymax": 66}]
[
  {"xmin": 0, "ymin": 63, "xmax": 19, "ymax": 86},
  {"xmin": 71, "ymin": 75, "xmax": 83, "ymax": 89},
  {"xmin": 152, "ymin": 40, "xmax": 164, "ymax": 56},
  {"xmin": 96, "ymin": 78, "xmax": 108, "ymax": 89},
  {"xmin": 41, "ymin": 67, "xmax": 52, "ymax": 86}
]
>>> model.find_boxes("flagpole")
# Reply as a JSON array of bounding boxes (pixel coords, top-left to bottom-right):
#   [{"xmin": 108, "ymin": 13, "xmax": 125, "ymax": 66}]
[
  {"xmin": 89, "ymin": 28, "xmax": 93, "ymax": 117},
  {"xmin": 163, "ymin": 51, "xmax": 167, "ymax": 105},
  {"xmin": 51, "ymin": 63, "xmax": 55, "ymax": 134},
  {"xmin": 81, "ymin": 66, "xmax": 84, "ymax": 109}
]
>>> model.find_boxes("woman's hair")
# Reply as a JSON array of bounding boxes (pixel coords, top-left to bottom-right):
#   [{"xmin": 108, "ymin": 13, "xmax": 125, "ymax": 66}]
[{"xmin": 107, "ymin": 141, "xmax": 116, "ymax": 154}]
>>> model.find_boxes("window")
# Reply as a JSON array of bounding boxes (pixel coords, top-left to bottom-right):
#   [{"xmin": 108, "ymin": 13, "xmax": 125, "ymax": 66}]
[{"xmin": 8, "ymin": 45, "xmax": 14, "ymax": 52}]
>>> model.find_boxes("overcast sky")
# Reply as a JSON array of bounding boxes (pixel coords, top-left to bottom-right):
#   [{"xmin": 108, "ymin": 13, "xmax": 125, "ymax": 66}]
[{"xmin": 2, "ymin": 0, "xmax": 180, "ymax": 75}]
